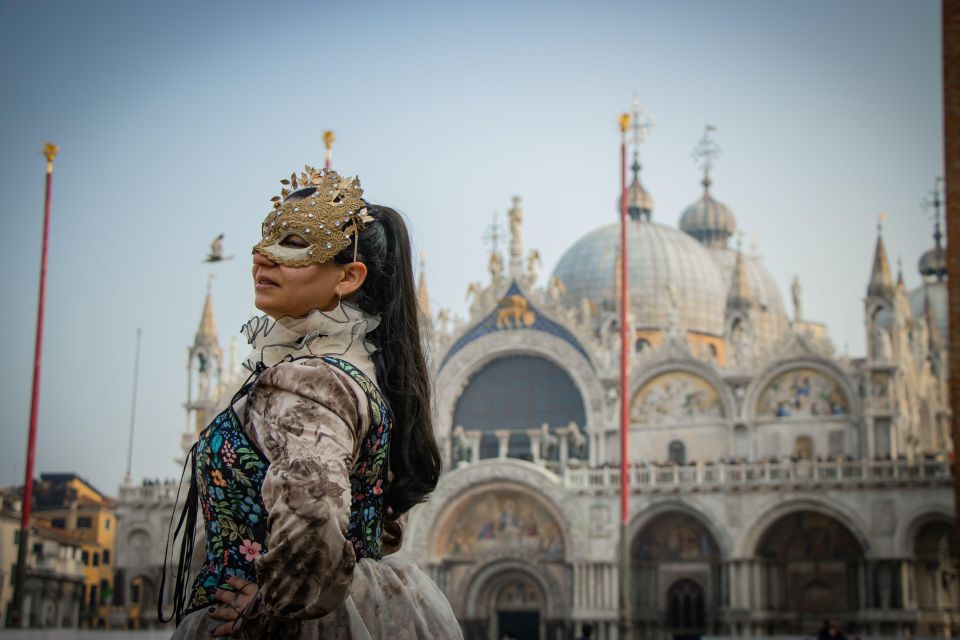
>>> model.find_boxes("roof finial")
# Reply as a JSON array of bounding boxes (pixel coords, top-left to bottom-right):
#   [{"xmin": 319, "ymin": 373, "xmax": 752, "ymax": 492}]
[
  {"xmin": 630, "ymin": 93, "xmax": 654, "ymax": 173},
  {"xmin": 631, "ymin": 95, "xmax": 654, "ymax": 140},
  {"xmin": 897, "ymin": 255, "xmax": 904, "ymax": 286},
  {"xmin": 483, "ymin": 211, "xmax": 505, "ymax": 282},
  {"xmin": 692, "ymin": 124, "xmax": 720, "ymax": 192},
  {"xmin": 619, "ymin": 94, "xmax": 655, "ymax": 221},
  {"xmin": 920, "ymin": 177, "xmax": 947, "ymax": 282}
]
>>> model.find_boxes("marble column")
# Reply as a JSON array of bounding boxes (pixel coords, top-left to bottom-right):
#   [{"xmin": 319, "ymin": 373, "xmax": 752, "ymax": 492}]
[{"xmin": 494, "ymin": 429, "xmax": 511, "ymax": 459}]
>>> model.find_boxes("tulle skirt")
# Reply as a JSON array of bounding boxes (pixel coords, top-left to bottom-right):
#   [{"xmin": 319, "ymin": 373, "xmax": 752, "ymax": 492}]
[{"xmin": 171, "ymin": 553, "xmax": 462, "ymax": 639}]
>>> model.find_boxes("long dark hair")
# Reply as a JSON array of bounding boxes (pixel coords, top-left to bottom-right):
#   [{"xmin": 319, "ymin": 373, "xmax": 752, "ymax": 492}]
[{"xmin": 329, "ymin": 203, "xmax": 442, "ymax": 515}]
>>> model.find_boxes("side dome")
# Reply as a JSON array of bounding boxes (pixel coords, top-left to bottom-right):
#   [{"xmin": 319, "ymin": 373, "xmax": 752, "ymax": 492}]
[
  {"xmin": 918, "ymin": 246, "xmax": 947, "ymax": 281},
  {"xmin": 679, "ymin": 179, "xmax": 737, "ymax": 249},
  {"xmin": 552, "ymin": 220, "xmax": 726, "ymax": 335}
]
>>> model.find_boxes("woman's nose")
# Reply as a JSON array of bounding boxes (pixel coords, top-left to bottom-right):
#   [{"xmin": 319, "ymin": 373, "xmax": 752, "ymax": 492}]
[{"xmin": 252, "ymin": 250, "xmax": 276, "ymax": 267}]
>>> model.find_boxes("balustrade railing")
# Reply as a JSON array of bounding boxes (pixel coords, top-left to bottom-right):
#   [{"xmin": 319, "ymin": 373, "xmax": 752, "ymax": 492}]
[
  {"xmin": 562, "ymin": 458, "xmax": 953, "ymax": 492},
  {"xmin": 117, "ymin": 480, "xmax": 182, "ymax": 504}
]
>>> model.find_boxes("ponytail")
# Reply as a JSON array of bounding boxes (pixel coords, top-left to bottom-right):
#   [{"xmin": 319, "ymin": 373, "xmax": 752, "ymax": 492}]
[{"xmin": 333, "ymin": 205, "xmax": 442, "ymax": 515}]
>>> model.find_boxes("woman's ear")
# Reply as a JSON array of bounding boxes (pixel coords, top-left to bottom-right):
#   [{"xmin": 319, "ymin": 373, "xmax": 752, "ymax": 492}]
[{"xmin": 338, "ymin": 261, "xmax": 368, "ymax": 298}]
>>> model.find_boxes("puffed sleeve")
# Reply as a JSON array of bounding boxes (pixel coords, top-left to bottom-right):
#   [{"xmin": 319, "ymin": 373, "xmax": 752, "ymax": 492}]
[{"xmin": 239, "ymin": 358, "xmax": 369, "ymax": 632}]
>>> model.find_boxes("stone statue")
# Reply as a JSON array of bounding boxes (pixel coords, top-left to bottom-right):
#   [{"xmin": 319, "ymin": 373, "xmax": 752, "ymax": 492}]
[
  {"xmin": 507, "ymin": 196, "xmax": 524, "ymax": 277},
  {"xmin": 526, "ymin": 248, "xmax": 542, "ymax": 285},
  {"xmin": 548, "ymin": 276, "xmax": 566, "ymax": 303},
  {"xmin": 466, "ymin": 282, "xmax": 484, "ymax": 310},
  {"xmin": 791, "ymin": 276, "xmax": 803, "ymax": 321},
  {"xmin": 436, "ymin": 308, "xmax": 452, "ymax": 335},
  {"xmin": 488, "ymin": 251, "xmax": 504, "ymax": 282}
]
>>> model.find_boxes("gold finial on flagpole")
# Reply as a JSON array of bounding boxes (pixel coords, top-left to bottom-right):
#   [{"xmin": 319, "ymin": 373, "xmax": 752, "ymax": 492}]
[
  {"xmin": 323, "ymin": 131, "xmax": 335, "ymax": 170},
  {"xmin": 43, "ymin": 142, "xmax": 59, "ymax": 172}
]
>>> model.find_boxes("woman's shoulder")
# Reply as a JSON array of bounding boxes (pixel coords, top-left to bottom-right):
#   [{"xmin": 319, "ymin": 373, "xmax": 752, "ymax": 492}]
[
  {"xmin": 252, "ymin": 357, "xmax": 363, "ymax": 411},
  {"xmin": 249, "ymin": 357, "xmax": 374, "ymax": 433}
]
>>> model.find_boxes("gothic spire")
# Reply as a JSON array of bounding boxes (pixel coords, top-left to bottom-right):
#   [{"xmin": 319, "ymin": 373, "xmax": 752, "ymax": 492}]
[
  {"xmin": 196, "ymin": 276, "xmax": 218, "ymax": 348},
  {"xmin": 867, "ymin": 215, "xmax": 894, "ymax": 299}
]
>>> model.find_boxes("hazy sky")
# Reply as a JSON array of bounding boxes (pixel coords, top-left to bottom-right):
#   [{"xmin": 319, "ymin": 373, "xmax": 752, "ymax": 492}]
[{"xmin": 0, "ymin": 0, "xmax": 943, "ymax": 494}]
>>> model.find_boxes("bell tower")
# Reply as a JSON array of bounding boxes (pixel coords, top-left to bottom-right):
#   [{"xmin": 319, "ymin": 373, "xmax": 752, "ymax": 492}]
[{"xmin": 181, "ymin": 277, "xmax": 223, "ymax": 461}]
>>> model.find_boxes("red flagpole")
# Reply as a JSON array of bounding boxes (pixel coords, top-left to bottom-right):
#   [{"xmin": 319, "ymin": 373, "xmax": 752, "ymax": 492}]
[
  {"xmin": 11, "ymin": 143, "xmax": 58, "ymax": 628},
  {"xmin": 618, "ymin": 113, "xmax": 631, "ymax": 639}
]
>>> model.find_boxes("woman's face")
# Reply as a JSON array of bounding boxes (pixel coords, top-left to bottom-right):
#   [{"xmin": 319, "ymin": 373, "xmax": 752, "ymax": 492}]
[{"xmin": 252, "ymin": 235, "xmax": 366, "ymax": 318}]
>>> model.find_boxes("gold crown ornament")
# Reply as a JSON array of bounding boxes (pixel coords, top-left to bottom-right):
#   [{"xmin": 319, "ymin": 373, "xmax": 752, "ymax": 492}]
[{"xmin": 253, "ymin": 167, "xmax": 373, "ymax": 267}]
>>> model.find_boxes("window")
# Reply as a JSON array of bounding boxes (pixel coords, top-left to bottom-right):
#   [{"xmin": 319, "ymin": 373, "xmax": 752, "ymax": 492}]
[
  {"xmin": 105, "ymin": 518, "xmax": 110, "ymax": 530},
  {"xmin": 77, "ymin": 516, "xmax": 92, "ymax": 529},
  {"xmin": 130, "ymin": 582, "xmax": 141, "ymax": 604},
  {"xmin": 794, "ymin": 436, "xmax": 814, "ymax": 460},
  {"xmin": 102, "ymin": 549, "xmax": 110, "ymax": 564},
  {"xmin": 32, "ymin": 542, "xmax": 42, "ymax": 555},
  {"xmin": 453, "ymin": 355, "xmax": 587, "ymax": 460},
  {"xmin": 668, "ymin": 440, "xmax": 686, "ymax": 465},
  {"xmin": 81, "ymin": 551, "xmax": 89, "ymax": 565},
  {"xmin": 51, "ymin": 518, "xmax": 66, "ymax": 529},
  {"xmin": 92, "ymin": 552, "xmax": 100, "ymax": 567}
]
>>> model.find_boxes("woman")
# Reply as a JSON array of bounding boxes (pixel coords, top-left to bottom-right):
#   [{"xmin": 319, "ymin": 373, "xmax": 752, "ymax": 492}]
[{"xmin": 165, "ymin": 168, "xmax": 462, "ymax": 639}]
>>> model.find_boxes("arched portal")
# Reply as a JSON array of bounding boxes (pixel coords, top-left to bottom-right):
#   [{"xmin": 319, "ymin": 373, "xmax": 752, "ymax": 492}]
[
  {"xmin": 491, "ymin": 571, "xmax": 544, "ymax": 640},
  {"xmin": 755, "ymin": 511, "xmax": 865, "ymax": 634},
  {"xmin": 667, "ymin": 579, "xmax": 706, "ymax": 640},
  {"xmin": 631, "ymin": 511, "xmax": 721, "ymax": 639},
  {"xmin": 461, "ymin": 560, "xmax": 567, "ymax": 640}
]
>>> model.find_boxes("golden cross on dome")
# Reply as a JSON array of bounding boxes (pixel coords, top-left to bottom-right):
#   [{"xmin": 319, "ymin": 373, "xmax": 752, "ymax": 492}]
[
  {"xmin": 630, "ymin": 94, "xmax": 654, "ymax": 148},
  {"xmin": 692, "ymin": 125, "xmax": 721, "ymax": 185}
]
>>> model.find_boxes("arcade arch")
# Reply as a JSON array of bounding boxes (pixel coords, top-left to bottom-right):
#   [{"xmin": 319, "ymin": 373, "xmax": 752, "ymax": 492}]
[
  {"xmin": 754, "ymin": 510, "xmax": 865, "ymax": 634},
  {"xmin": 630, "ymin": 510, "xmax": 722, "ymax": 638}
]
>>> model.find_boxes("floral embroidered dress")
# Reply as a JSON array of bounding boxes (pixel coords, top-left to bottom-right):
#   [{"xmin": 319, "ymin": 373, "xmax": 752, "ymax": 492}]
[{"xmin": 170, "ymin": 305, "xmax": 462, "ymax": 639}]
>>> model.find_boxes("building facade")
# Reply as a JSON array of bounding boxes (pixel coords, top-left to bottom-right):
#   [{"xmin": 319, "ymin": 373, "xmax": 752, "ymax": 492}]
[
  {"xmin": 31, "ymin": 473, "xmax": 117, "ymax": 628},
  {"xmin": 405, "ymin": 150, "xmax": 957, "ymax": 639}
]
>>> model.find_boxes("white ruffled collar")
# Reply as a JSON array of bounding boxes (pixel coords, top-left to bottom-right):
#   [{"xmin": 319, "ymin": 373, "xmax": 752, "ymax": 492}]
[{"xmin": 241, "ymin": 303, "xmax": 381, "ymax": 380}]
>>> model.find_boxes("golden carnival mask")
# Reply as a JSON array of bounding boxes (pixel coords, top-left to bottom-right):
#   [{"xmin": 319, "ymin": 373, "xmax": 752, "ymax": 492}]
[{"xmin": 253, "ymin": 167, "xmax": 373, "ymax": 267}]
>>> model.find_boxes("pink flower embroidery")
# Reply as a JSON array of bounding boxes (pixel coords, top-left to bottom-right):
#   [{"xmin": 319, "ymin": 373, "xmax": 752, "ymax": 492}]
[
  {"xmin": 239, "ymin": 540, "xmax": 262, "ymax": 561},
  {"xmin": 372, "ymin": 479, "xmax": 383, "ymax": 496}
]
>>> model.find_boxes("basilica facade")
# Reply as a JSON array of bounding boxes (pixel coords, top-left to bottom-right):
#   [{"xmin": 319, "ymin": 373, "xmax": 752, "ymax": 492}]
[
  {"xmin": 405, "ymin": 156, "xmax": 957, "ymax": 639},
  {"xmin": 112, "ymin": 147, "xmax": 956, "ymax": 638}
]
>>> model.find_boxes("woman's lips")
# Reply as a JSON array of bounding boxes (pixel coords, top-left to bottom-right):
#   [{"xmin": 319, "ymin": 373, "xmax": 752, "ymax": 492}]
[{"xmin": 255, "ymin": 273, "xmax": 279, "ymax": 289}]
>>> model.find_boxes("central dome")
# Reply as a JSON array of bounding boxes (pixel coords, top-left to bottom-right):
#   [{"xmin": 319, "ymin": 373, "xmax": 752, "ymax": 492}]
[{"xmin": 552, "ymin": 220, "xmax": 726, "ymax": 335}]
